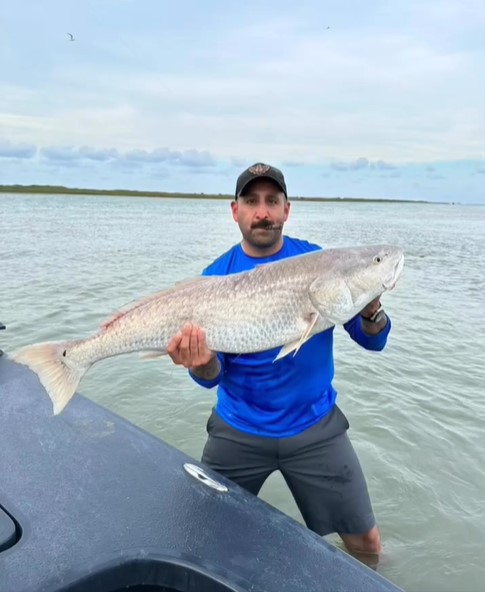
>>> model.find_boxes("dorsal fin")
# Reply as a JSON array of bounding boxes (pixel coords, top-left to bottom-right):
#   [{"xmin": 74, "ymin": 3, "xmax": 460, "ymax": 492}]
[{"xmin": 100, "ymin": 276, "xmax": 210, "ymax": 331}]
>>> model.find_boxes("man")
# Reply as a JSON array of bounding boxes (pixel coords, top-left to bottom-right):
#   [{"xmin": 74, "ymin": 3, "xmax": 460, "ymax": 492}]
[{"xmin": 167, "ymin": 163, "xmax": 390, "ymax": 558}]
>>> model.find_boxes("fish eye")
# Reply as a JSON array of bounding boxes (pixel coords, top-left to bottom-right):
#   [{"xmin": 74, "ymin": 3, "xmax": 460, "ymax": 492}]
[{"xmin": 373, "ymin": 256, "xmax": 382, "ymax": 264}]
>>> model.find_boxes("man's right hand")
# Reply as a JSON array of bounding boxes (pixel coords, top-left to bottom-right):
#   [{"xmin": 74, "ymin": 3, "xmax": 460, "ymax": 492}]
[{"xmin": 166, "ymin": 322, "xmax": 216, "ymax": 369}]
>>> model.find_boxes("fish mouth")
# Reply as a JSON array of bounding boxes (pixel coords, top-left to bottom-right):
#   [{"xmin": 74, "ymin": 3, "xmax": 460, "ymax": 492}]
[{"xmin": 383, "ymin": 254, "xmax": 404, "ymax": 291}]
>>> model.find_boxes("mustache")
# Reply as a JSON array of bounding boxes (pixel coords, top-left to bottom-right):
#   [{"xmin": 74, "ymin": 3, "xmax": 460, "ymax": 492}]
[{"xmin": 251, "ymin": 221, "xmax": 284, "ymax": 231}]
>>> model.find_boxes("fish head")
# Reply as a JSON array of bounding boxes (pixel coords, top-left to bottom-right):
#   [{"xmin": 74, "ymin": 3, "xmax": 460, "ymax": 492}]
[{"xmin": 310, "ymin": 245, "xmax": 404, "ymax": 324}]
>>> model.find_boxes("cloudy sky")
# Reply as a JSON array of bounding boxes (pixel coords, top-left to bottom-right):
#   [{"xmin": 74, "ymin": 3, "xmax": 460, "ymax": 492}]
[{"xmin": 1, "ymin": 0, "xmax": 484, "ymax": 202}]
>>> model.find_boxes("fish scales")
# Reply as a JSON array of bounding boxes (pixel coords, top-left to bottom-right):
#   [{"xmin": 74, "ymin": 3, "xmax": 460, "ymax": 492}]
[
  {"xmin": 74, "ymin": 255, "xmax": 319, "ymax": 363},
  {"xmin": 11, "ymin": 244, "xmax": 404, "ymax": 414}
]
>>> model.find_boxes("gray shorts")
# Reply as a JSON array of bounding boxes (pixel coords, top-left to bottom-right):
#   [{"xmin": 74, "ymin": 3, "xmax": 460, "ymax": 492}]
[{"xmin": 201, "ymin": 405, "xmax": 376, "ymax": 537}]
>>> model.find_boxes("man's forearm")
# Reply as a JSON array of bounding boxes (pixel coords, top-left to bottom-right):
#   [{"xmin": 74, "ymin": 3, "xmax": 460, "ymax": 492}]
[{"xmin": 190, "ymin": 356, "xmax": 221, "ymax": 381}]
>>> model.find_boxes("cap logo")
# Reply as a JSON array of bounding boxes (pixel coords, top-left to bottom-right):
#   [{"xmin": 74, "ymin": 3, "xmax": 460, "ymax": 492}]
[{"xmin": 248, "ymin": 164, "xmax": 270, "ymax": 175}]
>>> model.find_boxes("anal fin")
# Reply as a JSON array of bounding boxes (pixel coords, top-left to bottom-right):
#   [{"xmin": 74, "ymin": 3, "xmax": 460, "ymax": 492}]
[{"xmin": 139, "ymin": 350, "xmax": 167, "ymax": 361}]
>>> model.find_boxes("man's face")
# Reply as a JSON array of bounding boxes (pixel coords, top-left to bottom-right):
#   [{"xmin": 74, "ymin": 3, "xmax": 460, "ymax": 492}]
[{"xmin": 231, "ymin": 179, "xmax": 290, "ymax": 254}]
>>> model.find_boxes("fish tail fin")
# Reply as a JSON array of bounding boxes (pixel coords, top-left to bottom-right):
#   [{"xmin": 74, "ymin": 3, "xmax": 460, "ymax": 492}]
[{"xmin": 12, "ymin": 341, "xmax": 89, "ymax": 415}]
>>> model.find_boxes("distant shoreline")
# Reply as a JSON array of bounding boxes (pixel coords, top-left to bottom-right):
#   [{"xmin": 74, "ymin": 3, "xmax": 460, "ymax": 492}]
[{"xmin": 0, "ymin": 184, "xmax": 435, "ymax": 204}]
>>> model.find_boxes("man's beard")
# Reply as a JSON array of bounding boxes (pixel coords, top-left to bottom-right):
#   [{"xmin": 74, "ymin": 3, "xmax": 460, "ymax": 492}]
[{"xmin": 244, "ymin": 223, "xmax": 284, "ymax": 248}]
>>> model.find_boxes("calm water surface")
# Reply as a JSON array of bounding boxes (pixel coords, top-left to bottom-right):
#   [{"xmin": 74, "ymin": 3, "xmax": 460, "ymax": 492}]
[{"xmin": 1, "ymin": 194, "xmax": 484, "ymax": 592}]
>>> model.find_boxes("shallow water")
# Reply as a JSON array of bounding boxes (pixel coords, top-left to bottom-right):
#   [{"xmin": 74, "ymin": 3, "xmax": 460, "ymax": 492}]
[{"xmin": 1, "ymin": 193, "xmax": 484, "ymax": 591}]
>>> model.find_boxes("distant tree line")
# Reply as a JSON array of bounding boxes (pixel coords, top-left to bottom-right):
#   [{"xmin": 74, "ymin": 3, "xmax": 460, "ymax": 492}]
[{"xmin": 0, "ymin": 184, "xmax": 428, "ymax": 203}]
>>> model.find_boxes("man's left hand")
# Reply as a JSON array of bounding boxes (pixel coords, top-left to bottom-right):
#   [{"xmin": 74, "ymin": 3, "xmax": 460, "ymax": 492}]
[
  {"xmin": 360, "ymin": 297, "xmax": 381, "ymax": 319},
  {"xmin": 359, "ymin": 297, "xmax": 388, "ymax": 335}
]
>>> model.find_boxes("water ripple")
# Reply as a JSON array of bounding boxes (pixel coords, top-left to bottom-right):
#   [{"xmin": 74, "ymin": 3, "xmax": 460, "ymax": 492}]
[{"xmin": 2, "ymin": 195, "xmax": 485, "ymax": 592}]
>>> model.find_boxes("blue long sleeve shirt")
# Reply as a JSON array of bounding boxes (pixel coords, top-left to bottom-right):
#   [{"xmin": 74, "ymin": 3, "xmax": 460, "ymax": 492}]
[{"xmin": 190, "ymin": 237, "xmax": 391, "ymax": 438}]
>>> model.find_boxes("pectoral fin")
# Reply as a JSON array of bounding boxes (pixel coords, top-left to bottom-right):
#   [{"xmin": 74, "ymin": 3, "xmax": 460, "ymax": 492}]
[
  {"xmin": 273, "ymin": 313, "xmax": 319, "ymax": 362},
  {"xmin": 309, "ymin": 277, "xmax": 354, "ymax": 325}
]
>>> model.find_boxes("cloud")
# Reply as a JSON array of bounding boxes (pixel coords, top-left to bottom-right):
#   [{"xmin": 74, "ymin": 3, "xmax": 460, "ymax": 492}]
[
  {"xmin": 0, "ymin": 140, "xmax": 36, "ymax": 159},
  {"xmin": 476, "ymin": 167, "xmax": 485, "ymax": 175},
  {"xmin": 330, "ymin": 157, "xmax": 369, "ymax": 171},
  {"xmin": 78, "ymin": 146, "xmax": 120, "ymax": 161},
  {"xmin": 373, "ymin": 160, "xmax": 397, "ymax": 170},
  {"xmin": 122, "ymin": 148, "xmax": 215, "ymax": 167},
  {"xmin": 3, "ymin": 1, "xmax": 482, "ymax": 166},
  {"xmin": 330, "ymin": 157, "xmax": 398, "ymax": 172},
  {"xmin": 40, "ymin": 145, "xmax": 119, "ymax": 162},
  {"xmin": 1, "ymin": 1, "xmax": 484, "ymax": 202},
  {"xmin": 37, "ymin": 144, "xmax": 216, "ymax": 167}
]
